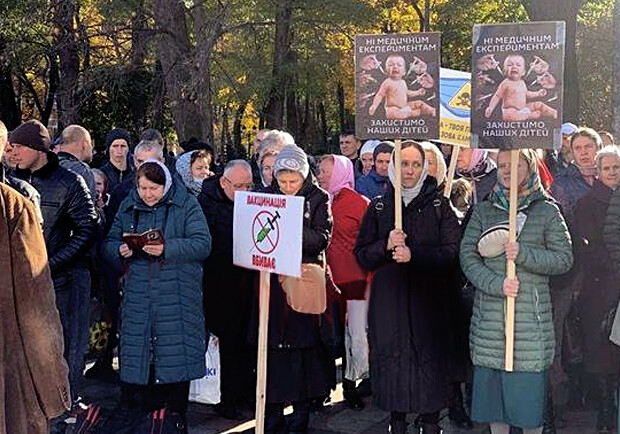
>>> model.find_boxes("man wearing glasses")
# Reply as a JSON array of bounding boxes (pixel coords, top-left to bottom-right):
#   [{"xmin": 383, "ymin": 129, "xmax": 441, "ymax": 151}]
[{"xmin": 198, "ymin": 160, "xmax": 256, "ymax": 420}]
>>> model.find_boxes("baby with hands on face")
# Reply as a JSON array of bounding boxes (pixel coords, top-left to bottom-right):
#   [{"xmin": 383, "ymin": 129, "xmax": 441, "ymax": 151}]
[
  {"xmin": 387, "ymin": 228, "xmax": 412, "ymax": 263},
  {"xmin": 484, "ymin": 54, "xmax": 557, "ymax": 121},
  {"xmin": 369, "ymin": 54, "xmax": 436, "ymax": 120}
]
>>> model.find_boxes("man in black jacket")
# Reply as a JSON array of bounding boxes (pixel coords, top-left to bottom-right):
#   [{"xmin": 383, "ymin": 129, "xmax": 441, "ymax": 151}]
[
  {"xmin": 11, "ymin": 119, "xmax": 98, "ymax": 404},
  {"xmin": 198, "ymin": 160, "xmax": 256, "ymax": 420}
]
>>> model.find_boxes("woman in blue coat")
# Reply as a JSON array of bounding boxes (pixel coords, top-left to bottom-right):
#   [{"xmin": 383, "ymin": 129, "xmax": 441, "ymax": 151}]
[{"xmin": 103, "ymin": 160, "xmax": 211, "ymax": 427}]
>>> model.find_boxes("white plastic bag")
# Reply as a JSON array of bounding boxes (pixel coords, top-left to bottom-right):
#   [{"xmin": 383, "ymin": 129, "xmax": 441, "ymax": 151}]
[{"xmin": 189, "ymin": 334, "xmax": 221, "ymax": 404}]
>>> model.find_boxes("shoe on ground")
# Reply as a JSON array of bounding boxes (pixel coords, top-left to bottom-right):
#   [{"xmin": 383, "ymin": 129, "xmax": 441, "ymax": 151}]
[
  {"xmin": 449, "ymin": 405, "xmax": 474, "ymax": 429},
  {"xmin": 343, "ymin": 379, "xmax": 364, "ymax": 410},
  {"xmin": 356, "ymin": 379, "xmax": 372, "ymax": 397}
]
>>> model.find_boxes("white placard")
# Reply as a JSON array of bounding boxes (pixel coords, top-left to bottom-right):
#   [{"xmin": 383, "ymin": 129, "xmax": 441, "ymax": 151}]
[{"xmin": 233, "ymin": 191, "xmax": 304, "ymax": 277}]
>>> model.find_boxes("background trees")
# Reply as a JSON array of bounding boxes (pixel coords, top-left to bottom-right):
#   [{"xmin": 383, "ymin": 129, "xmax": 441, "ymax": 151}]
[{"xmin": 0, "ymin": 0, "xmax": 615, "ymax": 155}]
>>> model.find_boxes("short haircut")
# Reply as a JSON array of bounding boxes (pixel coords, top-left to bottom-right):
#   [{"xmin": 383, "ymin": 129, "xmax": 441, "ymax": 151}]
[
  {"xmin": 190, "ymin": 149, "xmax": 212, "ymax": 166},
  {"xmin": 571, "ymin": 127, "xmax": 602, "ymax": 150},
  {"xmin": 595, "ymin": 146, "xmax": 620, "ymax": 170},
  {"xmin": 339, "ymin": 129, "xmax": 357, "ymax": 139},
  {"xmin": 223, "ymin": 159, "xmax": 252, "ymax": 177},
  {"xmin": 140, "ymin": 128, "xmax": 164, "ymax": 147},
  {"xmin": 134, "ymin": 140, "xmax": 164, "ymax": 159},
  {"xmin": 260, "ymin": 130, "xmax": 294, "ymax": 153},
  {"xmin": 61, "ymin": 125, "xmax": 90, "ymax": 145},
  {"xmin": 136, "ymin": 162, "xmax": 166, "ymax": 186},
  {"xmin": 0, "ymin": 120, "xmax": 7, "ymax": 142}
]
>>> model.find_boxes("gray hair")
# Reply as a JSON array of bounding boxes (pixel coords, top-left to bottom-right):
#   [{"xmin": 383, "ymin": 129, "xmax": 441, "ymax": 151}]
[
  {"xmin": 134, "ymin": 140, "xmax": 164, "ymax": 159},
  {"xmin": 223, "ymin": 159, "xmax": 252, "ymax": 177},
  {"xmin": 595, "ymin": 145, "xmax": 620, "ymax": 170},
  {"xmin": 259, "ymin": 130, "xmax": 295, "ymax": 154}
]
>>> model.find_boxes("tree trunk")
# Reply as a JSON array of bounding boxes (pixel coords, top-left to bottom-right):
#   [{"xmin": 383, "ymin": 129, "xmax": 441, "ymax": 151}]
[
  {"xmin": 0, "ymin": 62, "xmax": 20, "ymax": 129},
  {"xmin": 522, "ymin": 0, "xmax": 584, "ymax": 123},
  {"xmin": 337, "ymin": 82, "xmax": 345, "ymax": 131},
  {"xmin": 152, "ymin": 0, "xmax": 215, "ymax": 144},
  {"xmin": 613, "ymin": 0, "xmax": 620, "ymax": 137},
  {"xmin": 318, "ymin": 101, "xmax": 327, "ymax": 151},
  {"xmin": 263, "ymin": 1, "xmax": 294, "ymax": 129},
  {"xmin": 53, "ymin": 0, "xmax": 81, "ymax": 129},
  {"xmin": 233, "ymin": 101, "xmax": 247, "ymax": 149},
  {"xmin": 131, "ymin": 1, "xmax": 149, "ymax": 68}
]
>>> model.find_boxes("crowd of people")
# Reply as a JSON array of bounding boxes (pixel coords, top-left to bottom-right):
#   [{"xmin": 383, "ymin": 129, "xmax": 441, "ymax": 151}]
[{"xmin": 1, "ymin": 117, "xmax": 620, "ymax": 434}]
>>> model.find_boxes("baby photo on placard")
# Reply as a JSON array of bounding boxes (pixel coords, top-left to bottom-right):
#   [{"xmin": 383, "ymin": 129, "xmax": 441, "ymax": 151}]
[
  {"xmin": 355, "ymin": 33, "xmax": 441, "ymax": 140},
  {"xmin": 471, "ymin": 22, "xmax": 565, "ymax": 150}
]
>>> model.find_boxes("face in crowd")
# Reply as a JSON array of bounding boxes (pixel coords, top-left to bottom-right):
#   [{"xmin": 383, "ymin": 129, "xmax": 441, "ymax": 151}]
[
  {"xmin": 360, "ymin": 152, "xmax": 374, "ymax": 175},
  {"xmin": 375, "ymin": 151, "xmax": 391, "ymax": 177},
  {"xmin": 571, "ymin": 134, "xmax": 598, "ymax": 168},
  {"xmin": 277, "ymin": 170, "xmax": 304, "ymax": 196},
  {"xmin": 400, "ymin": 146, "xmax": 425, "ymax": 188},
  {"xmin": 109, "ymin": 139, "xmax": 129, "ymax": 166},
  {"xmin": 317, "ymin": 157, "xmax": 333, "ymax": 191},
  {"xmin": 599, "ymin": 155, "xmax": 620, "ymax": 190},
  {"xmin": 220, "ymin": 166, "xmax": 253, "ymax": 201},
  {"xmin": 496, "ymin": 151, "xmax": 530, "ymax": 191},
  {"xmin": 261, "ymin": 154, "xmax": 277, "ymax": 186},
  {"xmin": 425, "ymin": 150, "xmax": 438, "ymax": 178},
  {"xmin": 339, "ymin": 134, "xmax": 361, "ymax": 160}
]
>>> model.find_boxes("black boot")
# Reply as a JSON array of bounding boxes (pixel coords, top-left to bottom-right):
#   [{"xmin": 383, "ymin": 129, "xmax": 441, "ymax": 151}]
[
  {"xmin": 542, "ymin": 390, "xmax": 556, "ymax": 434},
  {"xmin": 418, "ymin": 412, "xmax": 442, "ymax": 434},
  {"xmin": 419, "ymin": 423, "xmax": 442, "ymax": 434},
  {"xmin": 597, "ymin": 375, "xmax": 616, "ymax": 433},
  {"xmin": 448, "ymin": 382, "xmax": 473, "ymax": 429},
  {"xmin": 389, "ymin": 411, "xmax": 407, "ymax": 434},
  {"xmin": 356, "ymin": 378, "xmax": 372, "ymax": 397},
  {"xmin": 343, "ymin": 379, "xmax": 364, "ymax": 410}
]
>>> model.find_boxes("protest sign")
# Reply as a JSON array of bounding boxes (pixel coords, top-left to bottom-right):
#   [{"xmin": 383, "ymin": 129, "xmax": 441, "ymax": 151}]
[
  {"xmin": 355, "ymin": 32, "xmax": 441, "ymax": 140},
  {"xmin": 471, "ymin": 21, "xmax": 565, "ymax": 150},
  {"xmin": 233, "ymin": 191, "xmax": 304, "ymax": 433},
  {"xmin": 233, "ymin": 191, "xmax": 304, "ymax": 278},
  {"xmin": 440, "ymin": 68, "xmax": 471, "ymax": 147}
]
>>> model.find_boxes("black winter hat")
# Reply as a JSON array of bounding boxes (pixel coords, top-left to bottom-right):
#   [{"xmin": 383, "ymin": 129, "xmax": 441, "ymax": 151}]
[
  {"xmin": 8, "ymin": 120, "xmax": 51, "ymax": 152},
  {"xmin": 104, "ymin": 128, "xmax": 131, "ymax": 150}
]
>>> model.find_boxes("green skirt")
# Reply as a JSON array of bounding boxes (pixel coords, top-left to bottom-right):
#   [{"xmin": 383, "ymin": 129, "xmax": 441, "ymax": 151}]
[{"xmin": 472, "ymin": 366, "xmax": 548, "ymax": 429}]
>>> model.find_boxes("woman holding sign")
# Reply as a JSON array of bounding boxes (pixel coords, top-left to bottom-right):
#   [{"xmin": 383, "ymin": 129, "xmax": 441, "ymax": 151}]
[
  {"xmin": 355, "ymin": 140, "xmax": 461, "ymax": 434},
  {"xmin": 103, "ymin": 161, "xmax": 212, "ymax": 429},
  {"xmin": 254, "ymin": 145, "xmax": 334, "ymax": 434},
  {"xmin": 460, "ymin": 149, "xmax": 572, "ymax": 434}
]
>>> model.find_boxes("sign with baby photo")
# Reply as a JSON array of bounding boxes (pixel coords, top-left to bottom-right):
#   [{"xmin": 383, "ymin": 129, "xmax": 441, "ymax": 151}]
[
  {"xmin": 355, "ymin": 32, "xmax": 441, "ymax": 140},
  {"xmin": 471, "ymin": 22, "xmax": 565, "ymax": 150}
]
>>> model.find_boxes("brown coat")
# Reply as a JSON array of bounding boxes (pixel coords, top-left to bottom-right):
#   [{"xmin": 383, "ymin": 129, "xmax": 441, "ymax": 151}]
[{"xmin": 0, "ymin": 183, "xmax": 70, "ymax": 434}]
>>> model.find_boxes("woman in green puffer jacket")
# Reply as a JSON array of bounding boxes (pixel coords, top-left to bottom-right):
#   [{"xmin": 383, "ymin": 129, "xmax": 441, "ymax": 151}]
[{"xmin": 460, "ymin": 148, "xmax": 573, "ymax": 434}]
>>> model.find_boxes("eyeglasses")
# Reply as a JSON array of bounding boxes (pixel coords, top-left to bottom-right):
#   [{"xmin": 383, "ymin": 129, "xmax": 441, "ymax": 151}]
[{"xmin": 223, "ymin": 176, "xmax": 253, "ymax": 190}]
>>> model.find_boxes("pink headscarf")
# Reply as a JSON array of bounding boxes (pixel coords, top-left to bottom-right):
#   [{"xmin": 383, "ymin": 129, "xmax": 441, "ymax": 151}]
[
  {"xmin": 328, "ymin": 155, "xmax": 355, "ymax": 197},
  {"xmin": 465, "ymin": 149, "xmax": 488, "ymax": 173}
]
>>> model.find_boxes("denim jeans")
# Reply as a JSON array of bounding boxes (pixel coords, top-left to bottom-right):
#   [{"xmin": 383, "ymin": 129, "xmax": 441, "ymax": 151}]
[{"xmin": 54, "ymin": 267, "xmax": 91, "ymax": 401}]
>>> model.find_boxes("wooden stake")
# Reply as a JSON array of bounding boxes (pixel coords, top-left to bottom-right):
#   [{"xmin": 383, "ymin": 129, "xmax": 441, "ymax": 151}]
[
  {"xmin": 443, "ymin": 145, "xmax": 461, "ymax": 199},
  {"xmin": 255, "ymin": 271, "xmax": 271, "ymax": 434},
  {"xmin": 394, "ymin": 139, "xmax": 403, "ymax": 230},
  {"xmin": 505, "ymin": 149, "xmax": 519, "ymax": 372}
]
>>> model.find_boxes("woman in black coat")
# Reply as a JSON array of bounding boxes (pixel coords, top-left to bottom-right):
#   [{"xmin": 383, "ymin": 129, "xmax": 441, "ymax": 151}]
[
  {"xmin": 573, "ymin": 146, "xmax": 620, "ymax": 432},
  {"xmin": 355, "ymin": 141, "xmax": 462, "ymax": 434},
  {"xmin": 251, "ymin": 145, "xmax": 335, "ymax": 434}
]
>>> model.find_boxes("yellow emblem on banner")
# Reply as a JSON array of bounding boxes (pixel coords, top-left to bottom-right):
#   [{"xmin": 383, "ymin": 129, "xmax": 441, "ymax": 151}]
[{"xmin": 448, "ymin": 82, "xmax": 471, "ymax": 111}]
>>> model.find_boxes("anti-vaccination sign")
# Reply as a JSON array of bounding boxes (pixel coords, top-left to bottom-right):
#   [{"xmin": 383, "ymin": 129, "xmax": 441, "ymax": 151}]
[
  {"xmin": 440, "ymin": 68, "xmax": 471, "ymax": 147},
  {"xmin": 233, "ymin": 191, "xmax": 304, "ymax": 278},
  {"xmin": 471, "ymin": 22, "xmax": 565, "ymax": 150},
  {"xmin": 355, "ymin": 32, "xmax": 441, "ymax": 140}
]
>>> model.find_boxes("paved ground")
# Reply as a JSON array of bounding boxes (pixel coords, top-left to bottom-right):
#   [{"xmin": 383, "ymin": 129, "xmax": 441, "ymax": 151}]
[{"xmin": 79, "ymin": 373, "xmax": 602, "ymax": 434}]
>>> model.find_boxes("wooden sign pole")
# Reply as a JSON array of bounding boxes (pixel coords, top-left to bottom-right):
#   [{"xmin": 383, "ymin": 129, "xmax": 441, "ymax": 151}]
[
  {"xmin": 443, "ymin": 145, "xmax": 461, "ymax": 199},
  {"xmin": 394, "ymin": 139, "xmax": 403, "ymax": 230},
  {"xmin": 255, "ymin": 270, "xmax": 271, "ymax": 434},
  {"xmin": 505, "ymin": 149, "xmax": 519, "ymax": 372}
]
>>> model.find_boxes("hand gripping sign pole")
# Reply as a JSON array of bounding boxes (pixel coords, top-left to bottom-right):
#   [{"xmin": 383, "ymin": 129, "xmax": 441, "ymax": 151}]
[
  {"xmin": 394, "ymin": 139, "xmax": 403, "ymax": 230},
  {"xmin": 505, "ymin": 150, "xmax": 519, "ymax": 371}
]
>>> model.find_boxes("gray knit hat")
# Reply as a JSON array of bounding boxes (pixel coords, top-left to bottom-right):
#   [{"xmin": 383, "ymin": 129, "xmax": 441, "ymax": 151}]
[
  {"xmin": 8, "ymin": 120, "xmax": 51, "ymax": 152},
  {"xmin": 274, "ymin": 145, "xmax": 309, "ymax": 179}
]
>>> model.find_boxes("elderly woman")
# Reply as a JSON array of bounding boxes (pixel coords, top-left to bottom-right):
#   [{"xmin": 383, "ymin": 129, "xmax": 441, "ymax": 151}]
[
  {"xmin": 355, "ymin": 141, "xmax": 461, "ymax": 434},
  {"xmin": 103, "ymin": 161, "xmax": 211, "ymax": 428},
  {"xmin": 574, "ymin": 146, "xmax": 620, "ymax": 433},
  {"xmin": 255, "ymin": 145, "xmax": 334, "ymax": 433},
  {"xmin": 175, "ymin": 149, "xmax": 214, "ymax": 196},
  {"xmin": 460, "ymin": 149, "xmax": 573, "ymax": 434},
  {"xmin": 359, "ymin": 140, "xmax": 380, "ymax": 176},
  {"xmin": 317, "ymin": 154, "xmax": 370, "ymax": 410}
]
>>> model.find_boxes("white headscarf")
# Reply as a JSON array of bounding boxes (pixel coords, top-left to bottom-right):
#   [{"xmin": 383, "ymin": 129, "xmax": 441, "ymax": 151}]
[
  {"xmin": 388, "ymin": 148, "xmax": 429, "ymax": 206},
  {"xmin": 142, "ymin": 158, "xmax": 172, "ymax": 197}
]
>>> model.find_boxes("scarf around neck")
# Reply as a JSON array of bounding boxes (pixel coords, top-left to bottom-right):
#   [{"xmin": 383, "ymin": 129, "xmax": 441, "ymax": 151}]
[{"xmin": 490, "ymin": 172, "xmax": 545, "ymax": 212}]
